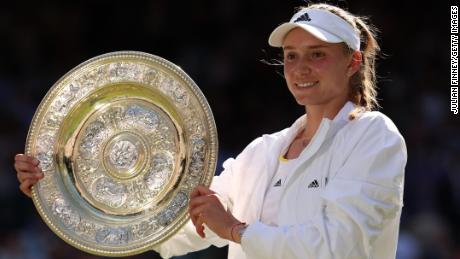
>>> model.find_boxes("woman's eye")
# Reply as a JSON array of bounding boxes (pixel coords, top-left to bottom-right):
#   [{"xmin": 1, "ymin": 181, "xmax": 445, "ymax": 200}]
[
  {"xmin": 311, "ymin": 51, "xmax": 325, "ymax": 59},
  {"xmin": 284, "ymin": 52, "xmax": 297, "ymax": 61}
]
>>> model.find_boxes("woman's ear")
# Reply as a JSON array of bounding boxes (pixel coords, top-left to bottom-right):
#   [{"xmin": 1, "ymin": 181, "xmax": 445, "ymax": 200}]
[{"xmin": 347, "ymin": 51, "xmax": 362, "ymax": 77}]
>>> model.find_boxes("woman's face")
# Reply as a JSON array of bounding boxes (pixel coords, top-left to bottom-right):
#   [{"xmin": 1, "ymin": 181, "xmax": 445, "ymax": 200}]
[{"xmin": 283, "ymin": 28, "xmax": 358, "ymax": 108}]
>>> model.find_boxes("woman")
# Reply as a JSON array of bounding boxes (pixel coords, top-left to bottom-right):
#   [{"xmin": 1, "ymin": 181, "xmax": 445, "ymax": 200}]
[{"xmin": 14, "ymin": 3, "xmax": 407, "ymax": 259}]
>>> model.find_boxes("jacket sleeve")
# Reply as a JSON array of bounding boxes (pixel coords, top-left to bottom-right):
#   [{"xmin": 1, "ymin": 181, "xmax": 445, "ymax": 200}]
[
  {"xmin": 153, "ymin": 215, "xmax": 228, "ymax": 258},
  {"xmin": 240, "ymin": 116, "xmax": 407, "ymax": 259},
  {"xmin": 153, "ymin": 148, "xmax": 247, "ymax": 258},
  {"xmin": 153, "ymin": 136, "xmax": 267, "ymax": 258}
]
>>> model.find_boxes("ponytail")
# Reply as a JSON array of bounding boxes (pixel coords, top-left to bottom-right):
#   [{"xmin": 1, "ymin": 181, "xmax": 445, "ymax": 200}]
[{"xmin": 307, "ymin": 3, "xmax": 381, "ymax": 119}]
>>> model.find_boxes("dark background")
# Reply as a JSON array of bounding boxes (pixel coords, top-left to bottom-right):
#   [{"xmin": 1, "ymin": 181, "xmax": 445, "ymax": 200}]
[{"xmin": 0, "ymin": 0, "xmax": 458, "ymax": 258}]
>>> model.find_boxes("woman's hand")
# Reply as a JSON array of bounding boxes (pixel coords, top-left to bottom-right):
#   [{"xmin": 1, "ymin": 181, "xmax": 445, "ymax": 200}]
[
  {"xmin": 188, "ymin": 186, "xmax": 242, "ymax": 241},
  {"xmin": 14, "ymin": 154, "xmax": 44, "ymax": 198}
]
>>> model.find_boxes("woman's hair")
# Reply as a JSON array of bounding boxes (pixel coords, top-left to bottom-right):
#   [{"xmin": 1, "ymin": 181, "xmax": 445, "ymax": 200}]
[{"xmin": 305, "ymin": 3, "xmax": 381, "ymax": 119}]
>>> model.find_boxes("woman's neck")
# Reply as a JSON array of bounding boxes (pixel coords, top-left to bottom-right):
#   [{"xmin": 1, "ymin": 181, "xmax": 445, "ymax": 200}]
[
  {"xmin": 302, "ymin": 100, "xmax": 347, "ymax": 140},
  {"xmin": 284, "ymin": 100, "xmax": 347, "ymax": 160}
]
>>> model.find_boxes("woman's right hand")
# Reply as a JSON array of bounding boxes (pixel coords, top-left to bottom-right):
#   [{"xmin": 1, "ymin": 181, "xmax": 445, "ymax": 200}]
[{"xmin": 14, "ymin": 154, "xmax": 44, "ymax": 198}]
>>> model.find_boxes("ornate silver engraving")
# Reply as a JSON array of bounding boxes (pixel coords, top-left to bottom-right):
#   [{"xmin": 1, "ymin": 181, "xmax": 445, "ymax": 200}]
[
  {"xmin": 109, "ymin": 140, "xmax": 139, "ymax": 170},
  {"xmin": 91, "ymin": 177, "xmax": 128, "ymax": 208},
  {"xmin": 95, "ymin": 227, "xmax": 129, "ymax": 245},
  {"xmin": 26, "ymin": 51, "xmax": 217, "ymax": 256}
]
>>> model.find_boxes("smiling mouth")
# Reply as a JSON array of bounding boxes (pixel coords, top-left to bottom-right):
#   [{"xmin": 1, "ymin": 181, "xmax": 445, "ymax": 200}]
[{"xmin": 295, "ymin": 81, "xmax": 318, "ymax": 88}]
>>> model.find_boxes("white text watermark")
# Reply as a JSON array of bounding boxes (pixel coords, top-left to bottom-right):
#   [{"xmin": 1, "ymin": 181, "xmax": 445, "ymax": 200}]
[{"xmin": 451, "ymin": 6, "xmax": 458, "ymax": 114}]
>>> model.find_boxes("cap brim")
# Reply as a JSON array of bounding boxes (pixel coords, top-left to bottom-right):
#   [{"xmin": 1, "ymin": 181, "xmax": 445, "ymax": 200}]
[{"xmin": 268, "ymin": 23, "xmax": 343, "ymax": 47}]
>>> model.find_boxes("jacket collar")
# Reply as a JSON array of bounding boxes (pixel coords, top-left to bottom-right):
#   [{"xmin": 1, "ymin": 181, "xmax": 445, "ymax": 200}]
[
  {"xmin": 253, "ymin": 101, "xmax": 358, "ymax": 221},
  {"xmin": 325, "ymin": 100, "xmax": 357, "ymax": 139},
  {"xmin": 284, "ymin": 101, "xmax": 357, "ymax": 149},
  {"xmin": 277, "ymin": 101, "xmax": 357, "ymax": 205},
  {"xmin": 331, "ymin": 100, "xmax": 356, "ymax": 123}
]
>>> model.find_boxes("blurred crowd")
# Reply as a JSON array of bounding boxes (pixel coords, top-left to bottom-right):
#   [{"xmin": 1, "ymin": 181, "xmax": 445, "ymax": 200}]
[{"xmin": 0, "ymin": 1, "xmax": 458, "ymax": 258}]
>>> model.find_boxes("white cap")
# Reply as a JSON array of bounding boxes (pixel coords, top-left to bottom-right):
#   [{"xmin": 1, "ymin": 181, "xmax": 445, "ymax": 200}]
[{"xmin": 268, "ymin": 8, "xmax": 360, "ymax": 51}]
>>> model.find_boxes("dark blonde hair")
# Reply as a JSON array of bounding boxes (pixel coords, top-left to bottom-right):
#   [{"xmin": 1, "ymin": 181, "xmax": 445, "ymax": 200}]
[{"xmin": 304, "ymin": 3, "xmax": 381, "ymax": 119}]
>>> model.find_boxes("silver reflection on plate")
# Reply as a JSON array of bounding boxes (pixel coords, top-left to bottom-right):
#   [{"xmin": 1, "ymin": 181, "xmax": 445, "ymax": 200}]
[{"xmin": 25, "ymin": 51, "xmax": 218, "ymax": 256}]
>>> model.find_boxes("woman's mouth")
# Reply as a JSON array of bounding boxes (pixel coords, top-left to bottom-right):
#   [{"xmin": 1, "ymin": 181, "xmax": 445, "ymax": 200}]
[{"xmin": 295, "ymin": 81, "xmax": 318, "ymax": 88}]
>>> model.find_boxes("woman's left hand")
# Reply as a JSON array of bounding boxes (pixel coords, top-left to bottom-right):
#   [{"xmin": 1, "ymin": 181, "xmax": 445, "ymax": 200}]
[{"xmin": 189, "ymin": 185, "xmax": 241, "ymax": 241}]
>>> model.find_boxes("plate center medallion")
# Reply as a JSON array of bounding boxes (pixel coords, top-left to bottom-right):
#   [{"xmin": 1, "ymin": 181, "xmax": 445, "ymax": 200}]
[
  {"xmin": 109, "ymin": 140, "xmax": 138, "ymax": 169},
  {"xmin": 104, "ymin": 132, "xmax": 146, "ymax": 180}
]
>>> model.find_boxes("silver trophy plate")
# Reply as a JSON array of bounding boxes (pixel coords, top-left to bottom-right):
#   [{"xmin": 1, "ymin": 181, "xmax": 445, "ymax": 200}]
[{"xmin": 25, "ymin": 51, "xmax": 218, "ymax": 256}]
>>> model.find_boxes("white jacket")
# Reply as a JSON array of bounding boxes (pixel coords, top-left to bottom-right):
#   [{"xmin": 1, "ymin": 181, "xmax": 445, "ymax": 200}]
[{"xmin": 154, "ymin": 101, "xmax": 407, "ymax": 259}]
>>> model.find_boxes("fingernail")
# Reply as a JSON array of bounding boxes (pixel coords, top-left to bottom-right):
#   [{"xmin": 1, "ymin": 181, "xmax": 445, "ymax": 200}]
[{"xmin": 33, "ymin": 159, "xmax": 40, "ymax": 165}]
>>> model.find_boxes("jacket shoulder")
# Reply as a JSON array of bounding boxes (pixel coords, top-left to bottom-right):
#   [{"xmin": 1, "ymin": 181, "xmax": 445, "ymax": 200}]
[
  {"xmin": 350, "ymin": 110, "xmax": 403, "ymax": 137},
  {"xmin": 241, "ymin": 127, "xmax": 290, "ymax": 154}
]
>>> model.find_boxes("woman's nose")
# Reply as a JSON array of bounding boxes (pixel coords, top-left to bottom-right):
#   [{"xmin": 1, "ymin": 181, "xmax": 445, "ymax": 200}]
[{"xmin": 294, "ymin": 57, "xmax": 311, "ymax": 75}]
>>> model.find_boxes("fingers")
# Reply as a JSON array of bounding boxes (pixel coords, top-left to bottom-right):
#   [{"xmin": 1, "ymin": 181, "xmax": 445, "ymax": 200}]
[
  {"xmin": 189, "ymin": 202, "xmax": 207, "ymax": 226},
  {"xmin": 14, "ymin": 154, "xmax": 41, "ymax": 175},
  {"xmin": 194, "ymin": 214, "xmax": 206, "ymax": 238},
  {"xmin": 18, "ymin": 172, "xmax": 42, "ymax": 197},
  {"xmin": 17, "ymin": 171, "xmax": 42, "ymax": 184},
  {"xmin": 188, "ymin": 194, "xmax": 225, "ymax": 235},
  {"xmin": 15, "ymin": 154, "xmax": 39, "ymax": 165},
  {"xmin": 189, "ymin": 200, "xmax": 203, "ymax": 226},
  {"xmin": 14, "ymin": 154, "xmax": 43, "ymax": 198},
  {"xmin": 189, "ymin": 193, "xmax": 219, "ymax": 208},
  {"xmin": 190, "ymin": 185, "xmax": 215, "ymax": 199},
  {"xmin": 15, "ymin": 160, "xmax": 42, "ymax": 175},
  {"xmin": 19, "ymin": 179, "xmax": 34, "ymax": 198},
  {"xmin": 189, "ymin": 186, "xmax": 219, "ymax": 226},
  {"xmin": 188, "ymin": 191, "xmax": 239, "ymax": 240},
  {"xmin": 189, "ymin": 194, "xmax": 221, "ymax": 225},
  {"xmin": 15, "ymin": 159, "xmax": 43, "ymax": 183}
]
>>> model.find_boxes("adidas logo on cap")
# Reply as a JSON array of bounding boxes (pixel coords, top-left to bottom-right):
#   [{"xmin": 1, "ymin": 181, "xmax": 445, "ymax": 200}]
[{"xmin": 294, "ymin": 12, "xmax": 312, "ymax": 23}]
